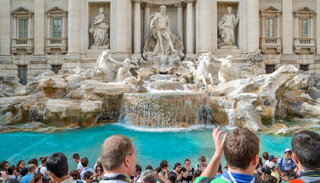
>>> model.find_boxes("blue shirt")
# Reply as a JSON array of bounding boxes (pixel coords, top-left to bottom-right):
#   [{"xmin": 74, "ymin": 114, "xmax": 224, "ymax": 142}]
[
  {"xmin": 276, "ymin": 157, "xmax": 296, "ymax": 171},
  {"xmin": 20, "ymin": 173, "xmax": 34, "ymax": 183},
  {"xmin": 80, "ymin": 167, "xmax": 95, "ymax": 180},
  {"xmin": 221, "ymin": 171, "xmax": 255, "ymax": 183}
]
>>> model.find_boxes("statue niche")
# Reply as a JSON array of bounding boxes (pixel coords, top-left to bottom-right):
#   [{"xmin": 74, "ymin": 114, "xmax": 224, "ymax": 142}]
[
  {"xmin": 218, "ymin": 6, "xmax": 239, "ymax": 48},
  {"xmin": 143, "ymin": 5, "xmax": 184, "ymax": 73},
  {"xmin": 89, "ymin": 7, "xmax": 110, "ymax": 48}
]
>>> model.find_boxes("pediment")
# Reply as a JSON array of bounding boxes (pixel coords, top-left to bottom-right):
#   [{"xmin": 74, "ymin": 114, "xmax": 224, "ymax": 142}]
[
  {"xmin": 260, "ymin": 6, "xmax": 280, "ymax": 13},
  {"xmin": 12, "ymin": 7, "xmax": 31, "ymax": 14},
  {"xmin": 48, "ymin": 6, "xmax": 66, "ymax": 12},
  {"xmin": 296, "ymin": 7, "xmax": 314, "ymax": 14}
]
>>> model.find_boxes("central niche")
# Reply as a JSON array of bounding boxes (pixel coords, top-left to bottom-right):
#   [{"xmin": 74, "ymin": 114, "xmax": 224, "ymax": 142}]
[
  {"xmin": 88, "ymin": 3, "xmax": 110, "ymax": 49},
  {"xmin": 217, "ymin": 2, "xmax": 239, "ymax": 49}
]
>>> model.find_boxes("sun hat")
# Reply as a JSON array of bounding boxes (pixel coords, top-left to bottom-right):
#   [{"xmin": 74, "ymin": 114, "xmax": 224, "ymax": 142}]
[{"xmin": 284, "ymin": 148, "xmax": 292, "ymax": 153}]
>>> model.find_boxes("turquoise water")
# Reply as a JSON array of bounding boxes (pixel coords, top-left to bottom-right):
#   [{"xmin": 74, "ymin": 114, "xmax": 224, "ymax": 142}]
[{"xmin": 0, "ymin": 123, "xmax": 293, "ymax": 171}]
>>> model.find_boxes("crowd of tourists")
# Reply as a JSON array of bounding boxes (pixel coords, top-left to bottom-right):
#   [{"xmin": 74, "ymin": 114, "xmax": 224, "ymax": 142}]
[{"xmin": 0, "ymin": 127, "xmax": 319, "ymax": 183}]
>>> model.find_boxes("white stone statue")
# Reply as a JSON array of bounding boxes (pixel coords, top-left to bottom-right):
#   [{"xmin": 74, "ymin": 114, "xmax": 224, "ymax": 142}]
[
  {"xmin": 108, "ymin": 57, "xmax": 137, "ymax": 82},
  {"xmin": 212, "ymin": 55, "xmax": 237, "ymax": 84},
  {"xmin": 218, "ymin": 7, "xmax": 239, "ymax": 47},
  {"xmin": 91, "ymin": 50, "xmax": 115, "ymax": 82},
  {"xmin": 193, "ymin": 53, "xmax": 214, "ymax": 86},
  {"xmin": 89, "ymin": 7, "xmax": 110, "ymax": 47},
  {"xmin": 149, "ymin": 5, "xmax": 177, "ymax": 55}
]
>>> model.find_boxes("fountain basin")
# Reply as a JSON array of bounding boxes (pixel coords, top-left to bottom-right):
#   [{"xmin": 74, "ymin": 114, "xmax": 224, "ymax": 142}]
[{"xmin": 120, "ymin": 92, "xmax": 211, "ymax": 128}]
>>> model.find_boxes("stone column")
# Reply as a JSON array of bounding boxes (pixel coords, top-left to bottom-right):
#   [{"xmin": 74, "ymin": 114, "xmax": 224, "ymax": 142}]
[
  {"xmin": 316, "ymin": 0, "xmax": 320, "ymax": 61},
  {"xmin": 0, "ymin": 0, "xmax": 11, "ymax": 61},
  {"xmin": 133, "ymin": 0, "xmax": 142, "ymax": 55},
  {"xmin": 198, "ymin": 0, "xmax": 212, "ymax": 53},
  {"xmin": 247, "ymin": 0, "xmax": 259, "ymax": 52},
  {"xmin": 186, "ymin": 0, "xmax": 194, "ymax": 55},
  {"xmin": 176, "ymin": 2, "xmax": 184, "ymax": 42},
  {"xmin": 112, "ymin": 0, "xmax": 132, "ymax": 58},
  {"xmin": 281, "ymin": 0, "xmax": 296, "ymax": 62},
  {"xmin": 144, "ymin": 3, "xmax": 151, "ymax": 42},
  {"xmin": 32, "ymin": 0, "xmax": 46, "ymax": 61},
  {"xmin": 66, "ymin": 0, "xmax": 81, "ymax": 59}
]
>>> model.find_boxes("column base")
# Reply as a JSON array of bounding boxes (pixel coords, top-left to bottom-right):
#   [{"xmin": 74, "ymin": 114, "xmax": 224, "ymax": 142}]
[
  {"xmin": 280, "ymin": 54, "xmax": 297, "ymax": 62},
  {"xmin": 0, "ymin": 55, "xmax": 12, "ymax": 62},
  {"xmin": 315, "ymin": 54, "xmax": 320, "ymax": 62},
  {"xmin": 31, "ymin": 54, "xmax": 46, "ymax": 62}
]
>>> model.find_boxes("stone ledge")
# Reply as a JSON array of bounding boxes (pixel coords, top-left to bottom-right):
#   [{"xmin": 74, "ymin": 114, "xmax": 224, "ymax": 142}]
[
  {"xmin": 281, "ymin": 54, "xmax": 297, "ymax": 62},
  {"xmin": 64, "ymin": 54, "xmax": 81, "ymax": 60},
  {"xmin": 0, "ymin": 55, "xmax": 12, "ymax": 62},
  {"xmin": 315, "ymin": 55, "xmax": 320, "ymax": 62},
  {"xmin": 31, "ymin": 55, "xmax": 47, "ymax": 62}
]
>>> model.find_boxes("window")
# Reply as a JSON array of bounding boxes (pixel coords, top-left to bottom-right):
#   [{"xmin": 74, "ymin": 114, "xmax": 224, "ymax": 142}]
[
  {"xmin": 266, "ymin": 65, "xmax": 275, "ymax": 74},
  {"xmin": 52, "ymin": 18, "xmax": 62, "ymax": 38},
  {"xmin": 18, "ymin": 19, "xmax": 28, "ymax": 38},
  {"xmin": 299, "ymin": 18, "xmax": 311, "ymax": 38},
  {"xmin": 52, "ymin": 65, "xmax": 62, "ymax": 74},
  {"xmin": 265, "ymin": 18, "xmax": 276, "ymax": 38},
  {"xmin": 18, "ymin": 65, "xmax": 28, "ymax": 85},
  {"xmin": 300, "ymin": 65, "xmax": 309, "ymax": 71}
]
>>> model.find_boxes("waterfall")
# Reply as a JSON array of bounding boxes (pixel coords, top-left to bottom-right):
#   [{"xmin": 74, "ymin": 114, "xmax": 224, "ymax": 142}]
[
  {"xmin": 216, "ymin": 97, "xmax": 236, "ymax": 127},
  {"xmin": 119, "ymin": 92, "xmax": 210, "ymax": 128}
]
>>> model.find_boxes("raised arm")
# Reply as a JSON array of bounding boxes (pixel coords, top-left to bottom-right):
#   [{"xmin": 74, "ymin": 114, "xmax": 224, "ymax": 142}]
[
  {"xmin": 200, "ymin": 126, "xmax": 228, "ymax": 178},
  {"xmin": 211, "ymin": 55, "xmax": 224, "ymax": 62},
  {"xmin": 108, "ymin": 55, "xmax": 123, "ymax": 65}
]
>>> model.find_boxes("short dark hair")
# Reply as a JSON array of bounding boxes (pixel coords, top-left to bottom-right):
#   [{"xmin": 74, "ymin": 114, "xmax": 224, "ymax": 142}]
[
  {"xmin": 0, "ymin": 161, "xmax": 8, "ymax": 170},
  {"xmin": 8, "ymin": 165, "xmax": 15, "ymax": 175},
  {"xmin": 136, "ymin": 164, "xmax": 142, "ymax": 174},
  {"xmin": 283, "ymin": 170, "xmax": 297, "ymax": 180},
  {"xmin": 261, "ymin": 166, "xmax": 271, "ymax": 176},
  {"xmin": 81, "ymin": 157, "xmax": 89, "ymax": 167},
  {"xmin": 168, "ymin": 171, "xmax": 177, "ymax": 183},
  {"xmin": 28, "ymin": 158, "xmax": 38, "ymax": 166},
  {"xmin": 145, "ymin": 165, "xmax": 153, "ymax": 170},
  {"xmin": 193, "ymin": 170, "xmax": 202, "ymax": 180},
  {"xmin": 70, "ymin": 170, "xmax": 81, "ymax": 180},
  {"xmin": 184, "ymin": 159, "xmax": 190, "ymax": 163},
  {"xmin": 101, "ymin": 135, "xmax": 134, "ymax": 171},
  {"xmin": 73, "ymin": 153, "xmax": 80, "ymax": 160},
  {"xmin": 84, "ymin": 171, "xmax": 93, "ymax": 180},
  {"xmin": 291, "ymin": 130, "xmax": 320, "ymax": 169},
  {"xmin": 159, "ymin": 160, "xmax": 168, "ymax": 169},
  {"xmin": 263, "ymin": 175, "xmax": 277, "ymax": 183},
  {"xmin": 46, "ymin": 152, "xmax": 69, "ymax": 178},
  {"xmin": 224, "ymin": 127, "xmax": 259, "ymax": 169},
  {"xmin": 198, "ymin": 156, "xmax": 206, "ymax": 162},
  {"xmin": 262, "ymin": 152, "xmax": 269, "ymax": 160},
  {"xmin": 39, "ymin": 157, "xmax": 47, "ymax": 164}
]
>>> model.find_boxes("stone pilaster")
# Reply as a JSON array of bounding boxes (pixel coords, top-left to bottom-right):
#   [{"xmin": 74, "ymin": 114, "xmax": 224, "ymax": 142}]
[
  {"xmin": 186, "ymin": 0, "xmax": 194, "ymax": 55},
  {"xmin": 247, "ymin": 0, "xmax": 259, "ymax": 52},
  {"xmin": 112, "ymin": 0, "xmax": 132, "ymax": 59},
  {"xmin": 66, "ymin": 0, "xmax": 81, "ymax": 59},
  {"xmin": 133, "ymin": 0, "xmax": 142, "ymax": 55},
  {"xmin": 281, "ymin": 0, "xmax": 296, "ymax": 62},
  {"xmin": 176, "ymin": 2, "xmax": 184, "ymax": 42},
  {"xmin": 32, "ymin": 0, "xmax": 46, "ymax": 61},
  {"xmin": 144, "ymin": 3, "xmax": 152, "ymax": 42},
  {"xmin": 198, "ymin": 0, "xmax": 212, "ymax": 53},
  {"xmin": 0, "ymin": 0, "xmax": 12, "ymax": 62},
  {"xmin": 316, "ymin": 0, "xmax": 320, "ymax": 61},
  {"xmin": 0, "ymin": 0, "xmax": 11, "ymax": 62}
]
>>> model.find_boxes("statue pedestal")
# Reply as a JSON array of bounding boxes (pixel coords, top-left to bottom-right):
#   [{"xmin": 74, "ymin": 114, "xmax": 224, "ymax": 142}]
[{"xmin": 150, "ymin": 54, "xmax": 180, "ymax": 74}]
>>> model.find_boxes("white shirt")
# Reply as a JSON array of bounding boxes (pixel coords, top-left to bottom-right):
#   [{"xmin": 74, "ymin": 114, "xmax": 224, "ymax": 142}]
[{"xmin": 78, "ymin": 162, "xmax": 84, "ymax": 171}]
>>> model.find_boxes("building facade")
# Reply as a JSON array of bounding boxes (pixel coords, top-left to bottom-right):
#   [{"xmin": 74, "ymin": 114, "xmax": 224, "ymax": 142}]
[{"xmin": 0, "ymin": 0, "xmax": 320, "ymax": 84}]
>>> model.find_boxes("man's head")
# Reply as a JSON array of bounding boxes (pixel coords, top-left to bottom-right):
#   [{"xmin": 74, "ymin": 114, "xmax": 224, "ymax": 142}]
[
  {"xmin": 101, "ymin": 135, "xmax": 136, "ymax": 176},
  {"xmin": 261, "ymin": 166, "xmax": 271, "ymax": 178},
  {"xmin": 283, "ymin": 148, "xmax": 293, "ymax": 161},
  {"xmin": 28, "ymin": 158, "xmax": 38, "ymax": 167},
  {"xmin": 46, "ymin": 152, "xmax": 69, "ymax": 179},
  {"xmin": 84, "ymin": 171, "xmax": 94, "ymax": 183},
  {"xmin": 72, "ymin": 153, "xmax": 80, "ymax": 162},
  {"xmin": 136, "ymin": 165, "xmax": 142, "ymax": 176},
  {"xmin": 81, "ymin": 157, "xmax": 89, "ymax": 168},
  {"xmin": 140, "ymin": 170, "xmax": 156, "ymax": 183},
  {"xmin": 28, "ymin": 164, "xmax": 37, "ymax": 174},
  {"xmin": 291, "ymin": 130, "xmax": 320, "ymax": 169},
  {"xmin": 223, "ymin": 127, "xmax": 259, "ymax": 170},
  {"xmin": 168, "ymin": 172, "xmax": 177, "ymax": 183}
]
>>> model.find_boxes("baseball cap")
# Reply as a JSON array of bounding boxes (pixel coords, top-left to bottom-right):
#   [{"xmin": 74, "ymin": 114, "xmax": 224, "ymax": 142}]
[{"xmin": 284, "ymin": 148, "xmax": 292, "ymax": 153}]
